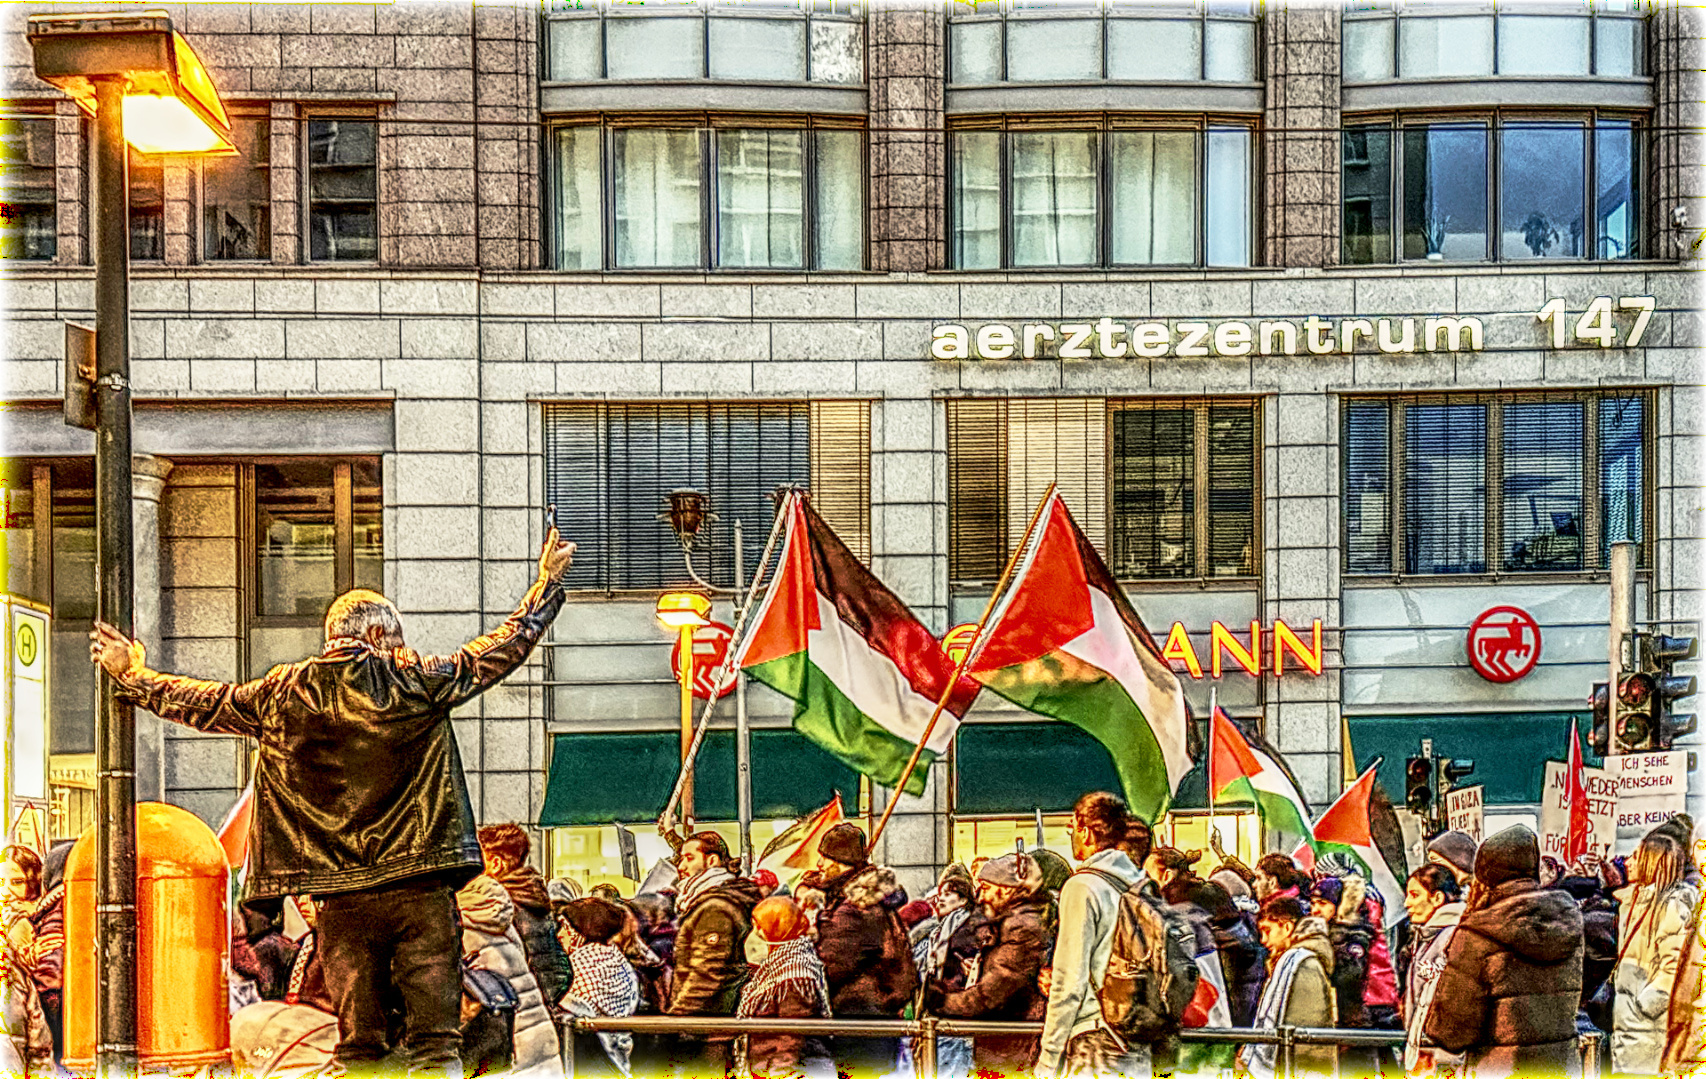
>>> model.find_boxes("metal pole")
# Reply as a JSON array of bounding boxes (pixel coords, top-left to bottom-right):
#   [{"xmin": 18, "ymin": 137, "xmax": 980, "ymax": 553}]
[
  {"xmin": 679, "ymin": 624, "xmax": 695, "ymax": 826},
  {"xmin": 916, "ymin": 1016, "xmax": 938, "ymax": 1079},
  {"xmin": 735, "ymin": 519, "xmax": 753, "ymax": 874},
  {"xmin": 91, "ymin": 75, "xmax": 138, "ymax": 1079},
  {"xmin": 1611, "ymin": 539, "xmax": 1636, "ymax": 688}
]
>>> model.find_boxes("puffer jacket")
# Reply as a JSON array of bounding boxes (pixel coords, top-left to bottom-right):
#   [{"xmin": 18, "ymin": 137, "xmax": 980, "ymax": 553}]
[
  {"xmin": 1613, "ymin": 879, "xmax": 1699, "ymax": 1074},
  {"xmin": 1662, "ymin": 889, "xmax": 1706, "ymax": 1075},
  {"xmin": 0, "ymin": 962, "xmax": 51, "ymax": 1078},
  {"xmin": 24, "ymin": 886, "xmax": 61, "ymax": 996},
  {"xmin": 458, "ymin": 874, "xmax": 564, "ymax": 1078},
  {"xmin": 806, "ymin": 864, "xmax": 918, "ymax": 1018},
  {"xmin": 118, "ymin": 575, "xmax": 563, "ymax": 904},
  {"xmin": 1424, "ymin": 879, "xmax": 1584, "ymax": 1077},
  {"xmin": 494, "ymin": 863, "xmax": 571, "ymax": 1006},
  {"xmin": 929, "ymin": 894, "xmax": 1052, "ymax": 1073},
  {"xmin": 1210, "ymin": 909, "xmax": 1266, "ymax": 1027},
  {"xmin": 669, "ymin": 874, "xmax": 764, "ymax": 1017},
  {"xmin": 1274, "ymin": 917, "xmax": 1338, "ymax": 1079}
]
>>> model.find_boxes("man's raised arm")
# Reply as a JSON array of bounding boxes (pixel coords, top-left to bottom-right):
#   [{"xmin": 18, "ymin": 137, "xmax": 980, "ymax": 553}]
[{"xmin": 89, "ymin": 622, "xmax": 266, "ymax": 740}]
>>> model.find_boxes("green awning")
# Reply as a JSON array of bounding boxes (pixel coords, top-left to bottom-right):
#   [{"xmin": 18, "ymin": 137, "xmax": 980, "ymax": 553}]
[
  {"xmin": 539, "ymin": 729, "xmax": 859, "ymax": 827},
  {"xmin": 954, "ymin": 721, "xmax": 1211, "ymax": 818},
  {"xmin": 1347, "ymin": 712, "xmax": 1595, "ymax": 807}
]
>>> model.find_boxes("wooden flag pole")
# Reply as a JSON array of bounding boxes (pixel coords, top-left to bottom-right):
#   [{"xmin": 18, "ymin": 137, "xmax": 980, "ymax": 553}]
[
  {"xmin": 869, "ymin": 483, "xmax": 1058, "ymax": 851},
  {"xmin": 1206, "ymin": 685, "xmax": 1219, "ymax": 862}
]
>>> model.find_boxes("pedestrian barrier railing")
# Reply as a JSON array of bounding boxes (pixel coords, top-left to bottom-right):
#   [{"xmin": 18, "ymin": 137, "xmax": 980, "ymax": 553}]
[{"xmin": 560, "ymin": 1014, "xmax": 1607, "ymax": 1079}]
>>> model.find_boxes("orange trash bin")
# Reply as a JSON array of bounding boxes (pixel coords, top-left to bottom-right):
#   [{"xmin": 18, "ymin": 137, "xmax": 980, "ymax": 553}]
[{"xmin": 64, "ymin": 801, "xmax": 232, "ymax": 1073}]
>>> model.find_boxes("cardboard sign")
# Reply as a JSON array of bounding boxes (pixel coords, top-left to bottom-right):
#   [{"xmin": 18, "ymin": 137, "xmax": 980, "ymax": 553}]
[
  {"xmin": 615, "ymin": 822, "xmax": 640, "ymax": 882},
  {"xmin": 1610, "ymin": 751, "xmax": 1689, "ymax": 848},
  {"xmin": 1539, "ymin": 761, "xmax": 1616, "ymax": 862},
  {"xmin": 1445, "ymin": 785, "xmax": 1484, "ymax": 843}
]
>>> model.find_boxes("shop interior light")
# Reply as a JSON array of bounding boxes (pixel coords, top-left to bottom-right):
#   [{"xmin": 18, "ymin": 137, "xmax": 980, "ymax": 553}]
[
  {"xmin": 28, "ymin": 11, "xmax": 236, "ymax": 155},
  {"xmin": 656, "ymin": 592, "xmax": 712, "ymax": 629}
]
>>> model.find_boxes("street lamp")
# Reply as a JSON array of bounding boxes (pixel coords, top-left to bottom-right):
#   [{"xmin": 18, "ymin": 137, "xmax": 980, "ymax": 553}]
[
  {"xmin": 28, "ymin": 13, "xmax": 233, "ymax": 1076},
  {"xmin": 657, "ymin": 592, "xmax": 712, "ymax": 825}
]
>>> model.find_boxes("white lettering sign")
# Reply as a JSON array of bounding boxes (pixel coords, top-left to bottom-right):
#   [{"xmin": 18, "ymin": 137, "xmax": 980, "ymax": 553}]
[
  {"xmin": 1610, "ymin": 751, "xmax": 1688, "ymax": 851},
  {"xmin": 1445, "ymin": 785, "xmax": 1484, "ymax": 844}
]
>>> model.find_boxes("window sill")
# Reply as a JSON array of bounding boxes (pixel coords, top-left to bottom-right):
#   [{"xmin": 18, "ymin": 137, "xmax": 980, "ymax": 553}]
[
  {"xmin": 1341, "ymin": 570, "xmax": 1649, "ymax": 588},
  {"xmin": 946, "ymin": 82, "xmax": 1261, "ymax": 116},
  {"xmin": 1342, "ymin": 76, "xmax": 1652, "ymax": 113},
  {"xmin": 541, "ymin": 81, "xmax": 866, "ymax": 117}
]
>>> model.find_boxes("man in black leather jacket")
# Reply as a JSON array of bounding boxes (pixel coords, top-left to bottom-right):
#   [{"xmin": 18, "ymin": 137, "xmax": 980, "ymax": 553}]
[{"xmin": 91, "ymin": 526, "xmax": 576, "ymax": 1077}]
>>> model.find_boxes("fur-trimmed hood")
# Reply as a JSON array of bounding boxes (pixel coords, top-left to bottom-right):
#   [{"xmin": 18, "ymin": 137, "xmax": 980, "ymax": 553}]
[
  {"xmin": 1460, "ymin": 879, "xmax": 1582, "ymax": 964},
  {"xmin": 1288, "ymin": 915, "xmax": 1336, "ymax": 975},
  {"xmin": 806, "ymin": 864, "xmax": 906, "ymax": 912},
  {"xmin": 1336, "ymin": 874, "xmax": 1369, "ymax": 925}
]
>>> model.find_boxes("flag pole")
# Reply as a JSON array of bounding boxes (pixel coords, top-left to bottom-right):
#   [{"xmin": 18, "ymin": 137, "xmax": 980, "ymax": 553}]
[
  {"xmin": 1207, "ymin": 686, "xmax": 1219, "ymax": 864},
  {"xmin": 869, "ymin": 483, "xmax": 1057, "ymax": 851},
  {"xmin": 658, "ymin": 490, "xmax": 794, "ymax": 834}
]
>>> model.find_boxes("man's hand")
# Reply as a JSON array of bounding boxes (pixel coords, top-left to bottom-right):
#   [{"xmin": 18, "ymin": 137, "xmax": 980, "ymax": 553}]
[
  {"xmin": 538, "ymin": 522, "xmax": 576, "ymax": 584},
  {"xmin": 1209, "ymin": 828, "xmax": 1227, "ymax": 859},
  {"xmin": 89, "ymin": 622, "xmax": 146, "ymax": 682}
]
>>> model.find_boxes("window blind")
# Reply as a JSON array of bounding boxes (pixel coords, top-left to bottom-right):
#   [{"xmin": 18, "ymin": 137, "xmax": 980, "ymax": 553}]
[
  {"xmin": 1501, "ymin": 400, "xmax": 1584, "ymax": 572},
  {"xmin": 1111, "ymin": 401, "xmax": 1194, "ymax": 579},
  {"xmin": 1403, "ymin": 403, "xmax": 1488, "ymax": 574},
  {"xmin": 1343, "ymin": 401, "xmax": 1392, "ymax": 573}
]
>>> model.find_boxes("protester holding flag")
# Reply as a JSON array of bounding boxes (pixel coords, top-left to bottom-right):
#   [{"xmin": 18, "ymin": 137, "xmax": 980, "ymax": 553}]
[
  {"xmin": 1613, "ymin": 828, "xmax": 1699, "ymax": 1074},
  {"xmin": 1190, "ymin": 879, "xmax": 1265, "ymax": 1027}
]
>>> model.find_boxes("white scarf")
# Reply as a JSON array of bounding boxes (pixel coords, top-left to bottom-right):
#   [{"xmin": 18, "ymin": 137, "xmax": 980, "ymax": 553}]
[
  {"xmin": 677, "ymin": 866, "xmax": 735, "ymax": 912},
  {"xmin": 1238, "ymin": 943, "xmax": 1312, "ymax": 1079}
]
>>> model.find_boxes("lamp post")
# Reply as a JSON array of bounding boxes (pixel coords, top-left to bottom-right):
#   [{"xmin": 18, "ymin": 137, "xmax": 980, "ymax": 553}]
[
  {"xmin": 656, "ymin": 592, "xmax": 712, "ymax": 825},
  {"xmin": 27, "ymin": 14, "xmax": 233, "ymax": 1076}
]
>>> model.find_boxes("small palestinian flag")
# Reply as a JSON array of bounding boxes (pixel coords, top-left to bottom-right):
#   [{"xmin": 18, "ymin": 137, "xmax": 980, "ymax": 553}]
[
  {"xmin": 1208, "ymin": 706, "xmax": 1315, "ymax": 858},
  {"xmin": 737, "ymin": 497, "xmax": 980, "ymax": 796},
  {"xmin": 1302, "ymin": 764, "xmax": 1409, "ymax": 929},
  {"xmin": 758, "ymin": 795, "xmax": 846, "ymax": 873}
]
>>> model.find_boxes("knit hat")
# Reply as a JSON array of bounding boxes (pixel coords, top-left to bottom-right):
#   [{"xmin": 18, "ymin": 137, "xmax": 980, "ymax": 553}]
[
  {"xmin": 1309, "ymin": 877, "xmax": 1344, "ymax": 907},
  {"xmin": 977, "ymin": 852, "xmax": 1045, "ymax": 893},
  {"xmin": 817, "ymin": 822, "xmax": 869, "ymax": 867},
  {"xmin": 898, "ymin": 899, "xmax": 934, "ymax": 930},
  {"xmin": 1210, "ymin": 868, "xmax": 1250, "ymax": 899},
  {"xmin": 1031, "ymin": 848, "xmax": 1073, "ymax": 893},
  {"xmin": 753, "ymin": 869, "xmax": 780, "ymax": 892},
  {"xmin": 752, "ymin": 896, "xmax": 810, "ymax": 944},
  {"xmin": 547, "ymin": 877, "xmax": 583, "ymax": 905},
  {"xmin": 1427, "ymin": 831, "xmax": 1479, "ymax": 878},
  {"xmin": 1474, "ymin": 825, "xmax": 1540, "ymax": 888}
]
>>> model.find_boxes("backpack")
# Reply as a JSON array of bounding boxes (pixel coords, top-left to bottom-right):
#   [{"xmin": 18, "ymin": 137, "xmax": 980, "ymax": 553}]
[{"xmin": 1076, "ymin": 868, "xmax": 1201, "ymax": 1045}]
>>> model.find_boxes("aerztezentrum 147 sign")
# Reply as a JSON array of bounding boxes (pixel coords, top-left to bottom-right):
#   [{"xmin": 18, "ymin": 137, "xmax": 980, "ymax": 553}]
[{"xmin": 928, "ymin": 296, "xmax": 1656, "ymax": 361}]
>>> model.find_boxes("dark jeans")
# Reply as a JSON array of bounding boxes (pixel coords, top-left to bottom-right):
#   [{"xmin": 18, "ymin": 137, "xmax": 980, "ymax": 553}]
[{"xmin": 317, "ymin": 878, "xmax": 463, "ymax": 1078}]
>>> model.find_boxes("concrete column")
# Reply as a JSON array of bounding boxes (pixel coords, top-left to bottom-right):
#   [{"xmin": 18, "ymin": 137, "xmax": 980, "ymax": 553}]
[
  {"xmin": 132, "ymin": 454, "xmax": 173, "ymax": 803},
  {"xmin": 867, "ymin": 1, "xmax": 946, "ymax": 272},
  {"xmin": 1650, "ymin": 4, "xmax": 1705, "ymax": 258},
  {"xmin": 1263, "ymin": 3, "xmax": 1341, "ymax": 268}
]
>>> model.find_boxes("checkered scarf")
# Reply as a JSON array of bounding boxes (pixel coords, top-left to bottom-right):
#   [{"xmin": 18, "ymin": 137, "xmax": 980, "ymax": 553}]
[
  {"xmin": 737, "ymin": 937, "xmax": 831, "ymax": 1019},
  {"xmin": 567, "ymin": 943, "xmax": 640, "ymax": 1018}
]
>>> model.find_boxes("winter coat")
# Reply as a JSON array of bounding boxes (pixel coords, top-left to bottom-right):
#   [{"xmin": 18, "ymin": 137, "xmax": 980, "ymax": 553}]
[
  {"xmin": 0, "ymin": 959, "xmax": 50, "ymax": 1079},
  {"xmin": 24, "ymin": 886, "xmax": 61, "ymax": 995},
  {"xmin": 1662, "ymin": 889, "xmax": 1706, "ymax": 1075},
  {"xmin": 495, "ymin": 863, "xmax": 572, "ymax": 1006},
  {"xmin": 1401, "ymin": 901, "xmax": 1463, "ymax": 1073},
  {"xmin": 118, "ymin": 576, "xmax": 562, "ymax": 904},
  {"xmin": 230, "ymin": 1000, "xmax": 338, "ymax": 1079},
  {"xmin": 1210, "ymin": 910, "xmax": 1266, "ymax": 1028},
  {"xmin": 1424, "ymin": 879, "xmax": 1584, "ymax": 1078},
  {"xmin": 807, "ymin": 864, "xmax": 918, "ymax": 1018},
  {"xmin": 457, "ymin": 874, "xmax": 564, "ymax": 1078},
  {"xmin": 1612, "ymin": 880, "xmax": 1698, "ymax": 1074},
  {"xmin": 929, "ymin": 895, "xmax": 1052, "ymax": 1074},
  {"xmin": 669, "ymin": 875, "xmax": 764, "ymax": 1017},
  {"xmin": 1274, "ymin": 917, "xmax": 1338, "ymax": 1079},
  {"xmin": 1038, "ymin": 849, "xmax": 1144, "ymax": 1076}
]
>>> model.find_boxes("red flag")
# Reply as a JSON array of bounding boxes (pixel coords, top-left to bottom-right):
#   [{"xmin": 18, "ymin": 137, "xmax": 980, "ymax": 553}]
[
  {"xmin": 1566, "ymin": 723, "xmax": 1591, "ymax": 865},
  {"xmin": 757, "ymin": 795, "xmax": 845, "ymax": 873},
  {"xmin": 217, "ymin": 782, "xmax": 254, "ymax": 871}
]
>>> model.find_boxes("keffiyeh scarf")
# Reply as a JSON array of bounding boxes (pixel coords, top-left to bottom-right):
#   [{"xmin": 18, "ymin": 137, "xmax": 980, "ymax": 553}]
[
  {"xmin": 738, "ymin": 937, "xmax": 831, "ymax": 1020},
  {"xmin": 567, "ymin": 943, "xmax": 640, "ymax": 1019}
]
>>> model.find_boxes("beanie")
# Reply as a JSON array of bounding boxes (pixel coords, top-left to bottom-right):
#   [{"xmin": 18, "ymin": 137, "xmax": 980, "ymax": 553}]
[
  {"xmin": 817, "ymin": 822, "xmax": 869, "ymax": 867},
  {"xmin": 898, "ymin": 899, "xmax": 934, "ymax": 930},
  {"xmin": 753, "ymin": 869, "xmax": 779, "ymax": 892},
  {"xmin": 1309, "ymin": 876, "xmax": 1344, "ymax": 907},
  {"xmin": 1427, "ymin": 831, "xmax": 1479, "ymax": 878},
  {"xmin": 1475, "ymin": 825, "xmax": 1540, "ymax": 888},
  {"xmin": 752, "ymin": 896, "xmax": 810, "ymax": 944},
  {"xmin": 1031, "ymin": 848, "xmax": 1073, "ymax": 893},
  {"xmin": 977, "ymin": 852, "xmax": 1044, "ymax": 893}
]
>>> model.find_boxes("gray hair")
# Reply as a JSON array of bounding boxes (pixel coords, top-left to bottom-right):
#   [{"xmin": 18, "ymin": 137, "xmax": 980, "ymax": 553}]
[{"xmin": 324, "ymin": 589, "xmax": 403, "ymax": 643}]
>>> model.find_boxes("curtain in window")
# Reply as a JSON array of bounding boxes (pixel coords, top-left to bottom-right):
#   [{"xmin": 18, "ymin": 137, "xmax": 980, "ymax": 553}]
[
  {"xmin": 952, "ymin": 132, "xmax": 1001, "ymax": 269},
  {"xmin": 556, "ymin": 127, "xmax": 603, "ymax": 270},
  {"xmin": 1011, "ymin": 132, "xmax": 1098, "ymax": 266},
  {"xmin": 1206, "ymin": 127, "xmax": 1250, "ymax": 267},
  {"xmin": 1403, "ymin": 404, "xmax": 1486, "ymax": 574},
  {"xmin": 814, "ymin": 129, "xmax": 863, "ymax": 270},
  {"xmin": 1500, "ymin": 123, "xmax": 1585, "ymax": 260},
  {"xmin": 717, "ymin": 129, "xmax": 804, "ymax": 269},
  {"xmin": 1110, "ymin": 131, "xmax": 1194, "ymax": 265},
  {"xmin": 1501, "ymin": 402, "xmax": 1584, "ymax": 571},
  {"xmin": 614, "ymin": 128, "xmax": 702, "ymax": 268},
  {"xmin": 1599, "ymin": 396, "xmax": 1644, "ymax": 565}
]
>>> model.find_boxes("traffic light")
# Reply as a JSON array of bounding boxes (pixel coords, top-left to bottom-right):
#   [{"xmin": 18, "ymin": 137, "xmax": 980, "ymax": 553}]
[
  {"xmin": 1405, "ymin": 756, "xmax": 1435, "ymax": 817},
  {"xmin": 1615, "ymin": 669, "xmax": 1656, "ymax": 752},
  {"xmin": 1589, "ymin": 682, "xmax": 1611, "ymax": 757},
  {"xmin": 1437, "ymin": 757, "xmax": 1475, "ymax": 795},
  {"xmin": 1646, "ymin": 633, "xmax": 1699, "ymax": 749}
]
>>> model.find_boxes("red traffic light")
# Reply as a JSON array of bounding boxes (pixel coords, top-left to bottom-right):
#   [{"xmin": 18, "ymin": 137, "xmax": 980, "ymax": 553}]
[{"xmin": 1618, "ymin": 672, "xmax": 1654, "ymax": 707}]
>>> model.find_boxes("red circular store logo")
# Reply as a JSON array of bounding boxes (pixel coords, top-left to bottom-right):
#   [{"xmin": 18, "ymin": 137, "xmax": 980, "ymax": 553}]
[
  {"xmin": 671, "ymin": 621, "xmax": 737, "ymax": 701},
  {"xmin": 1466, "ymin": 606, "xmax": 1543, "ymax": 684}
]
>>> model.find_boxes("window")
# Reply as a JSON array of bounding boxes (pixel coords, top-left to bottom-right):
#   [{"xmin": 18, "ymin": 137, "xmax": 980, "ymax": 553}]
[
  {"xmin": 947, "ymin": 398, "xmax": 1258, "ymax": 582},
  {"xmin": 1343, "ymin": 3, "xmax": 1645, "ymax": 81},
  {"xmin": 0, "ymin": 116, "xmax": 57, "ymax": 260},
  {"xmin": 247, "ymin": 459, "xmax": 383, "ymax": 673},
  {"xmin": 307, "ymin": 119, "xmax": 377, "ymax": 262},
  {"xmin": 545, "ymin": 1, "xmax": 864, "ymax": 85},
  {"xmin": 130, "ymin": 148, "xmax": 164, "ymax": 261},
  {"xmin": 553, "ymin": 122, "xmax": 864, "ymax": 270},
  {"xmin": 542, "ymin": 401, "xmax": 870, "ymax": 592},
  {"xmin": 203, "ymin": 116, "xmax": 271, "ymax": 261},
  {"xmin": 949, "ymin": 1, "xmax": 1258, "ymax": 85},
  {"xmin": 1342, "ymin": 393, "xmax": 1648, "ymax": 576},
  {"xmin": 950, "ymin": 121, "xmax": 1252, "ymax": 268},
  {"xmin": 1342, "ymin": 115, "xmax": 1642, "ymax": 263}
]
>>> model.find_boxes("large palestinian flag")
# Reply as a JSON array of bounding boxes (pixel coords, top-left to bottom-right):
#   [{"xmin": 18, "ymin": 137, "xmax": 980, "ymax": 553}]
[
  {"xmin": 737, "ymin": 496, "xmax": 980, "ymax": 796},
  {"xmin": 964, "ymin": 490, "xmax": 1190, "ymax": 823},
  {"xmin": 1303, "ymin": 764, "xmax": 1409, "ymax": 928},
  {"xmin": 1209, "ymin": 706, "xmax": 1315, "ymax": 857}
]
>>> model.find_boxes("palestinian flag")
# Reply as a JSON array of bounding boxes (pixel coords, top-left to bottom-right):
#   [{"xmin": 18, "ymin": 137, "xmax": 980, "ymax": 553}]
[
  {"xmin": 737, "ymin": 497, "xmax": 980, "ymax": 796},
  {"xmin": 1302, "ymin": 764, "xmax": 1408, "ymax": 928},
  {"xmin": 964, "ymin": 491, "xmax": 1190, "ymax": 823},
  {"xmin": 758, "ymin": 795, "xmax": 846, "ymax": 873},
  {"xmin": 1209, "ymin": 706, "xmax": 1315, "ymax": 857}
]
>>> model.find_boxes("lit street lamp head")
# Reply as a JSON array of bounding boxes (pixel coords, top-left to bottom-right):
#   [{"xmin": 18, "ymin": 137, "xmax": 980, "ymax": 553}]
[
  {"xmin": 28, "ymin": 10, "xmax": 235, "ymax": 155},
  {"xmin": 657, "ymin": 591, "xmax": 712, "ymax": 629}
]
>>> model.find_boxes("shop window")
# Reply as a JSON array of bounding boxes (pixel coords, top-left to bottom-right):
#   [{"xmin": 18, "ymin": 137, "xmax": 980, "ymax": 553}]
[
  {"xmin": 950, "ymin": 121, "xmax": 1252, "ymax": 269},
  {"xmin": 545, "ymin": 1, "xmax": 864, "ymax": 85},
  {"xmin": 247, "ymin": 459, "xmax": 383, "ymax": 674},
  {"xmin": 1342, "ymin": 393, "xmax": 1648, "ymax": 577},
  {"xmin": 203, "ymin": 115, "xmax": 271, "ymax": 261},
  {"xmin": 542, "ymin": 400, "xmax": 870, "ymax": 592},
  {"xmin": 306, "ymin": 118, "xmax": 377, "ymax": 262},
  {"xmin": 1343, "ymin": 116, "xmax": 1642, "ymax": 264},
  {"xmin": 947, "ymin": 398, "xmax": 1258, "ymax": 583},
  {"xmin": 554, "ymin": 123, "xmax": 864, "ymax": 271},
  {"xmin": 0, "ymin": 116, "xmax": 58, "ymax": 261},
  {"xmin": 1342, "ymin": 3, "xmax": 1644, "ymax": 81},
  {"xmin": 130, "ymin": 148, "xmax": 164, "ymax": 261},
  {"xmin": 948, "ymin": 1, "xmax": 1257, "ymax": 85}
]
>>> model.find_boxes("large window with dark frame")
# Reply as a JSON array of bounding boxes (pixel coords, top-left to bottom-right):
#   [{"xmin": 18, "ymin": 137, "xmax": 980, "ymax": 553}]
[
  {"xmin": 1342, "ymin": 1, "xmax": 1646, "ymax": 82},
  {"xmin": 0, "ymin": 115, "xmax": 58, "ymax": 261},
  {"xmin": 203, "ymin": 114, "xmax": 272, "ymax": 261},
  {"xmin": 1343, "ymin": 392, "xmax": 1648, "ymax": 577},
  {"xmin": 951, "ymin": 118, "xmax": 1253, "ymax": 269},
  {"xmin": 306, "ymin": 118, "xmax": 378, "ymax": 262},
  {"xmin": 948, "ymin": 0, "xmax": 1258, "ymax": 85},
  {"xmin": 1341, "ymin": 113, "xmax": 1642, "ymax": 263},
  {"xmin": 543, "ymin": 400, "xmax": 871, "ymax": 592},
  {"xmin": 554, "ymin": 120, "xmax": 864, "ymax": 271},
  {"xmin": 947, "ymin": 397, "xmax": 1258, "ymax": 583}
]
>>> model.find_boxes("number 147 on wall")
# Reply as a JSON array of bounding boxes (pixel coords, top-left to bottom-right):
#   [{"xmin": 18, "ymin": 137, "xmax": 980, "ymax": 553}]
[{"xmin": 1537, "ymin": 296, "xmax": 1655, "ymax": 348}]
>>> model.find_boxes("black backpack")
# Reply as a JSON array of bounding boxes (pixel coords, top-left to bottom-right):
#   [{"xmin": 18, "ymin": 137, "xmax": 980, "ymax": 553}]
[{"xmin": 1076, "ymin": 868, "xmax": 1201, "ymax": 1045}]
